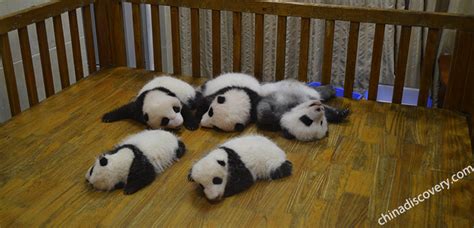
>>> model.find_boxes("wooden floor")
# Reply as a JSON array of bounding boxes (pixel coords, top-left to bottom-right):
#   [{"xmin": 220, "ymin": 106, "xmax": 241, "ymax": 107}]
[{"xmin": 0, "ymin": 67, "xmax": 473, "ymax": 227}]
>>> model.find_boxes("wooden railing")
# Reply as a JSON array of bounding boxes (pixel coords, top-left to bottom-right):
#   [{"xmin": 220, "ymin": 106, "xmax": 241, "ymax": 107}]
[
  {"xmin": 118, "ymin": 0, "xmax": 473, "ymax": 107},
  {"xmin": 1, "ymin": 0, "xmax": 474, "ymax": 123},
  {"xmin": 0, "ymin": 0, "xmax": 99, "ymax": 116}
]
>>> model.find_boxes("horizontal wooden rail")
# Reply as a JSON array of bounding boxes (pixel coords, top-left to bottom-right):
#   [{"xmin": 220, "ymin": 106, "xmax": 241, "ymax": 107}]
[
  {"xmin": 0, "ymin": 0, "xmax": 95, "ymax": 34},
  {"xmin": 124, "ymin": 0, "xmax": 474, "ymax": 31}
]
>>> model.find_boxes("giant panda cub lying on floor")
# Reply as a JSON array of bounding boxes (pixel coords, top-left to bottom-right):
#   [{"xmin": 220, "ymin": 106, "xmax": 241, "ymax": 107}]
[
  {"xmin": 257, "ymin": 80, "xmax": 350, "ymax": 141},
  {"xmin": 85, "ymin": 130, "xmax": 186, "ymax": 194},
  {"xmin": 188, "ymin": 135, "xmax": 292, "ymax": 201},
  {"xmin": 195, "ymin": 73, "xmax": 261, "ymax": 132},
  {"xmin": 102, "ymin": 76, "xmax": 199, "ymax": 130}
]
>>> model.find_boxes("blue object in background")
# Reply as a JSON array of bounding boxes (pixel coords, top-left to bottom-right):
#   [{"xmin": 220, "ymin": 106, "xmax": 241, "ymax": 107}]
[
  {"xmin": 307, "ymin": 82, "xmax": 364, "ymax": 100},
  {"xmin": 363, "ymin": 84, "xmax": 432, "ymax": 108},
  {"xmin": 307, "ymin": 82, "xmax": 432, "ymax": 107}
]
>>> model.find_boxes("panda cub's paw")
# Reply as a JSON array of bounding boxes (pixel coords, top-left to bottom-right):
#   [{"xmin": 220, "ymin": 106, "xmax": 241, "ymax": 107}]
[
  {"xmin": 270, "ymin": 160, "xmax": 293, "ymax": 180},
  {"xmin": 183, "ymin": 120, "xmax": 199, "ymax": 131},
  {"xmin": 175, "ymin": 140, "xmax": 186, "ymax": 159},
  {"xmin": 101, "ymin": 112, "xmax": 115, "ymax": 123},
  {"xmin": 324, "ymin": 106, "xmax": 350, "ymax": 123}
]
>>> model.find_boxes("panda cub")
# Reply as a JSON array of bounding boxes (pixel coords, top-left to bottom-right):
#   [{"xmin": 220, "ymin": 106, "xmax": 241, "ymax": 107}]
[
  {"xmin": 195, "ymin": 73, "xmax": 261, "ymax": 132},
  {"xmin": 85, "ymin": 130, "xmax": 186, "ymax": 195},
  {"xmin": 257, "ymin": 80, "xmax": 349, "ymax": 140},
  {"xmin": 102, "ymin": 76, "xmax": 199, "ymax": 130},
  {"xmin": 188, "ymin": 135, "xmax": 292, "ymax": 201}
]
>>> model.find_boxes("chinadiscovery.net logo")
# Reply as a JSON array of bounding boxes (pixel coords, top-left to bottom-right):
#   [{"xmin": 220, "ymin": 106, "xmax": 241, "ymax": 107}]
[{"xmin": 378, "ymin": 165, "xmax": 474, "ymax": 225}]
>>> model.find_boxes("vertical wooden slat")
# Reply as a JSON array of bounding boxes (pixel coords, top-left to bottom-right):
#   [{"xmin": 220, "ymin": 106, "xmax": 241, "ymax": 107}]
[
  {"xmin": 18, "ymin": 27, "xmax": 39, "ymax": 106},
  {"xmin": 392, "ymin": 26, "xmax": 412, "ymax": 104},
  {"xmin": 170, "ymin": 6, "xmax": 181, "ymax": 75},
  {"xmin": 343, "ymin": 22, "xmax": 360, "ymax": 98},
  {"xmin": 68, "ymin": 10, "xmax": 84, "ymax": 81},
  {"xmin": 254, "ymin": 13, "xmax": 264, "ymax": 81},
  {"xmin": 110, "ymin": 0, "xmax": 126, "ymax": 66},
  {"xmin": 53, "ymin": 15, "xmax": 70, "ymax": 89},
  {"xmin": 444, "ymin": 31, "xmax": 474, "ymax": 110},
  {"xmin": 132, "ymin": 3, "xmax": 144, "ymax": 68},
  {"xmin": 368, "ymin": 23, "xmax": 385, "ymax": 101},
  {"xmin": 212, "ymin": 10, "xmax": 221, "ymax": 77},
  {"xmin": 232, "ymin": 12, "xmax": 242, "ymax": 72},
  {"xmin": 417, "ymin": 28, "xmax": 440, "ymax": 107},
  {"xmin": 94, "ymin": 0, "xmax": 113, "ymax": 68},
  {"xmin": 191, "ymin": 8, "xmax": 200, "ymax": 77},
  {"xmin": 36, "ymin": 21, "xmax": 55, "ymax": 97},
  {"xmin": 322, "ymin": 20, "xmax": 335, "ymax": 85},
  {"xmin": 151, "ymin": 5, "xmax": 162, "ymax": 72},
  {"xmin": 82, "ymin": 5, "xmax": 96, "ymax": 74},
  {"xmin": 298, "ymin": 17, "xmax": 310, "ymax": 82},
  {"xmin": 275, "ymin": 16, "xmax": 287, "ymax": 81},
  {"xmin": 0, "ymin": 34, "xmax": 21, "ymax": 115}
]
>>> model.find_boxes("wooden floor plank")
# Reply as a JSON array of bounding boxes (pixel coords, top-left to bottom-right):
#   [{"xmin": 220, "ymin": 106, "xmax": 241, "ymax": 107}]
[{"xmin": 0, "ymin": 67, "xmax": 472, "ymax": 226}]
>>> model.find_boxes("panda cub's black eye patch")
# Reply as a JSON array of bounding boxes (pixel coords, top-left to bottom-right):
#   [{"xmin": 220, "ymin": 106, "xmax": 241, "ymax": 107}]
[
  {"xmin": 217, "ymin": 96, "xmax": 226, "ymax": 104},
  {"xmin": 208, "ymin": 107, "xmax": 214, "ymax": 117},
  {"xmin": 99, "ymin": 157, "xmax": 108, "ymax": 166},
  {"xmin": 173, "ymin": 106, "xmax": 180, "ymax": 113},
  {"xmin": 213, "ymin": 177, "xmax": 223, "ymax": 185},
  {"xmin": 143, "ymin": 113, "xmax": 149, "ymax": 122},
  {"xmin": 161, "ymin": 117, "xmax": 170, "ymax": 126},
  {"xmin": 217, "ymin": 160, "xmax": 226, "ymax": 167}
]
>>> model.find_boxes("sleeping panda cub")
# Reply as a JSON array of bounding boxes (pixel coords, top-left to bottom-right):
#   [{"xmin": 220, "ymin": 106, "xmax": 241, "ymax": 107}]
[
  {"xmin": 85, "ymin": 130, "xmax": 186, "ymax": 195},
  {"xmin": 257, "ymin": 79, "xmax": 349, "ymax": 140},
  {"xmin": 188, "ymin": 135, "xmax": 292, "ymax": 201},
  {"xmin": 102, "ymin": 76, "xmax": 199, "ymax": 130},
  {"xmin": 195, "ymin": 73, "xmax": 261, "ymax": 132}
]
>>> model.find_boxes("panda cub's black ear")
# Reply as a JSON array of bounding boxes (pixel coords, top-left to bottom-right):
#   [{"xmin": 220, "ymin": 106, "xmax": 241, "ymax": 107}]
[
  {"xmin": 217, "ymin": 96, "xmax": 226, "ymax": 104},
  {"xmin": 217, "ymin": 160, "xmax": 226, "ymax": 167}
]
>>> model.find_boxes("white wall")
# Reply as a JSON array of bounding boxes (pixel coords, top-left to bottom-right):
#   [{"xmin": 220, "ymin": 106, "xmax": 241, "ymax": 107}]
[{"xmin": 0, "ymin": 2, "xmax": 92, "ymax": 123}]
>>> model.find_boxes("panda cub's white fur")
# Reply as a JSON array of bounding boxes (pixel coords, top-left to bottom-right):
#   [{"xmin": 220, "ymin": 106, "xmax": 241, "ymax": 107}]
[
  {"xmin": 139, "ymin": 76, "xmax": 195, "ymax": 103},
  {"xmin": 102, "ymin": 76, "xmax": 199, "ymax": 130},
  {"xmin": 188, "ymin": 135, "xmax": 292, "ymax": 201},
  {"xmin": 260, "ymin": 79, "xmax": 321, "ymax": 100},
  {"xmin": 280, "ymin": 100, "xmax": 328, "ymax": 141},
  {"xmin": 199, "ymin": 73, "xmax": 261, "ymax": 96},
  {"xmin": 195, "ymin": 73, "xmax": 262, "ymax": 132},
  {"xmin": 85, "ymin": 130, "xmax": 186, "ymax": 194}
]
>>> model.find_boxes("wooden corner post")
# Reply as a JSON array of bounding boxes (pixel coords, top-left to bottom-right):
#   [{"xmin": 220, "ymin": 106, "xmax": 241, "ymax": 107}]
[{"xmin": 94, "ymin": 0, "xmax": 126, "ymax": 68}]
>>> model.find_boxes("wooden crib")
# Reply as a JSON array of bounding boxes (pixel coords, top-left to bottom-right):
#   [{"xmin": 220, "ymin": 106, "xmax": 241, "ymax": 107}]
[{"xmin": 0, "ymin": 0, "xmax": 473, "ymax": 226}]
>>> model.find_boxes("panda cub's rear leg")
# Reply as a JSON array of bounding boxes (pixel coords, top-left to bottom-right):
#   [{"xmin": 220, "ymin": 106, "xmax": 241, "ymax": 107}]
[
  {"xmin": 270, "ymin": 160, "xmax": 293, "ymax": 180},
  {"xmin": 324, "ymin": 105, "xmax": 350, "ymax": 123}
]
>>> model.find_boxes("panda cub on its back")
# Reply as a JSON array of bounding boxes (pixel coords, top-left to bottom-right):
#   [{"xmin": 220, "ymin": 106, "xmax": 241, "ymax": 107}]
[
  {"xmin": 188, "ymin": 135, "xmax": 292, "ymax": 201},
  {"xmin": 85, "ymin": 130, "xmax": 186, "ymax": 195},
  {"xmin": 102, "ymin": 76, "xmax": 199, "ymax": 130},
  {"xmin": 257, "ymin": 80, "xmax": 349, "ymax": 141},
  {"xmin": 195, "ymin": 73, "xmax": 261, "ymax": 132}
]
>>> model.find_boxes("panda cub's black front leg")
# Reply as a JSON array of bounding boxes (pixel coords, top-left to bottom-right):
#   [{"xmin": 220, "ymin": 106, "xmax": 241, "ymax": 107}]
[{"xmin": 181, "ymin": 104, "xmax": 199, "ymax": 131}]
